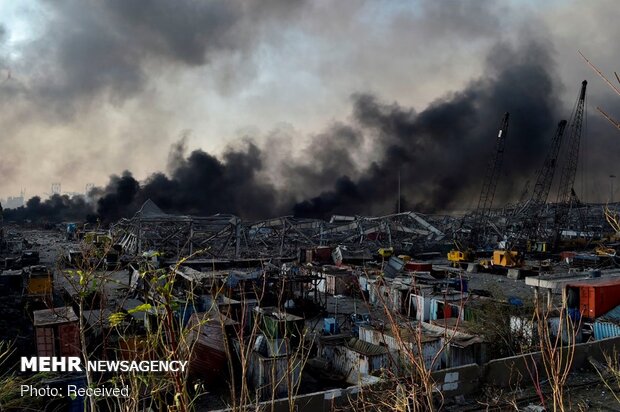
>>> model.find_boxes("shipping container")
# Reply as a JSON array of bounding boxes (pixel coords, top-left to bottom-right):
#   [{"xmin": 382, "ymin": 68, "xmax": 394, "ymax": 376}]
[
  {"xmin": 405, "ymin": 262, "xmax": 433, "ymax": 272},
  {"xmin": 566, "ymin": 280, "xmax": 620, "ymax": 319},
  {"xmin": 33, "ymin": 307, "xmax": 80, "ymax": 357},
  {"xmin": 25, "ymin": 265, "xmax": 52, "ymax": 297}
]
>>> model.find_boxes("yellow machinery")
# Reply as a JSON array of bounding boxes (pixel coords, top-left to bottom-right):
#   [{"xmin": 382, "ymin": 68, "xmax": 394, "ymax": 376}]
[
  {"xmin": 526, "ymin": 241, "xmax": 549, "ymax": 254},
  {"xmin": 595, "ymin": 246, "xmax": 616, "ymax": 257},
  {"xmin": 378, "ymin": 247, "xmax": 394, "ymax": 258},
  {"xmin": 448, "ymin": 240, "xmax": 473, "ymax": 266},
  {"xmin": 491, "ymin": 250, "xmax": 523, "ymax": 268},
  {"xmin": 447, "ymin": 249, "xmax": 474, "ymax": 265}
]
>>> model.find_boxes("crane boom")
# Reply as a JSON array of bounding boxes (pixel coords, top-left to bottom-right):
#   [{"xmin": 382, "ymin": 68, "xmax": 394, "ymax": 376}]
[
  {"xmin": 472, "ymin": 112, "xmax": 510, "ymax": 244},
  {"xmin": 597, "ymin": 106, "xmax": 620, "ymax": 131},
  {"xmin": 554, "ymin": 81, "xmax": 587, "ymax": 243},
  {"xmin": 556, "ymin": 80, "xmax": 587, "ymax": 206},
  {"xmin": 517, "ymin": 120, "xmax": 567, "ymax": 243},
  {"xmin": 579, "ymin": 51, "xmax": 620, "ymax": 96},
  {"xmin": 531, "ymin": 120, "xmax": 568, "ymax": 208}
]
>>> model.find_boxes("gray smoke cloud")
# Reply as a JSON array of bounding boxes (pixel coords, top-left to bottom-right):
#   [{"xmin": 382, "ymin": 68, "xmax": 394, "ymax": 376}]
[
  {"xmin": 6, "ymin": 35, "xmax": 567, "ymax": 222},
  {"xmin": 0, "ymin": 0, "xmax": 307, "ymax": 196},
  {"xmin": 1, "ymin": 0, "xmax": 620, "ymax": 222},
  {"xmin": 5, "ymin": 0, "xmax": 305, "ymax": 117}
]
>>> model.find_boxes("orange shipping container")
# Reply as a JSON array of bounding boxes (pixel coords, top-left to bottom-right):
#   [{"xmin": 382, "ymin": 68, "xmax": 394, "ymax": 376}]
[{"xmin": 567, "ymin": 280, "xmax": 620, "ymax": 319}]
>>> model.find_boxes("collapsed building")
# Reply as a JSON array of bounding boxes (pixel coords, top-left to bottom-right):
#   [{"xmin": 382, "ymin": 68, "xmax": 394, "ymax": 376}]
[{"xmin": 110, "ymin": 199, "xmax": 451, "ymax": 262}]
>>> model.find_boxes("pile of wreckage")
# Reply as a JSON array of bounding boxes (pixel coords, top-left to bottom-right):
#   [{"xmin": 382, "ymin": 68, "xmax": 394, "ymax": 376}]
[{"xmin": 110, "ymin": 200, "xmax": 453, "ymax": 263}]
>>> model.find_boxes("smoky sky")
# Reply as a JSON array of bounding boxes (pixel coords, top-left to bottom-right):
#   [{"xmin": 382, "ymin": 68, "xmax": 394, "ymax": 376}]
[
  {"xmin": 1, "ymin": 1, "xmax": 620, "ymax": 222},
  {"xmin": 6, "ymin": 0, "xmax": 304, "ymax": 117},
  {"xmin": 292, "ymin": 39, "xmax": 561, "ymax": 218},
  {"xmin": 5, "ymin": 36, "xmax": 566, "ymax": 222}
]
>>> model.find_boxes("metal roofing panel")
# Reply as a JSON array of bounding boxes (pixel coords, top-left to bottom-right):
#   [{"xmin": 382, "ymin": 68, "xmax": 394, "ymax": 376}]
[
  {"xmin": 346, "ymin": 337, "xmax": 389, "ymax": 356},
  {"xmin": 599, "ymin": 304, "xmax": 620, "ymax": 324},
  {"xmin": 593, "ymin": 321, "xmax": 620, "ymax": 340}
]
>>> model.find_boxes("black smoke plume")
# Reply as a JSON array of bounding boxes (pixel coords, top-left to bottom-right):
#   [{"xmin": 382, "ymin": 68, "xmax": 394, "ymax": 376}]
[
  {"xmin": 292, "ymin": 40, "xmax": 560, "ymax": 218},
  {"xmin": 92, "ymin": 139, "xmax": 280, "ymax": 221},
  {"xmin": 3, "ymin": 39, "xmax": 566, "ymax": 223},
  {"xmin": 2, "ymin": 195, "xmax": 96, "ymax": 223}
]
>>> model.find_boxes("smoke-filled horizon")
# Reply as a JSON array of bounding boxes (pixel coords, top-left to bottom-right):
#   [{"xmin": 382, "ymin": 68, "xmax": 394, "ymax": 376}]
[
  {"xmin": 1, "ymin": 1, "xmax": 620, "ymax": 223},
  {"xmin": 0, "ymin": 37, "xmax": 581, "ymax": 222}
]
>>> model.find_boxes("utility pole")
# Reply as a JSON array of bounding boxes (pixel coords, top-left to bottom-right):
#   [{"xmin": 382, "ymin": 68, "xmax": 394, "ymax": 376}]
[{"xmin": 610, "ymin": 174, "xmax": 616, "ymax": 203}]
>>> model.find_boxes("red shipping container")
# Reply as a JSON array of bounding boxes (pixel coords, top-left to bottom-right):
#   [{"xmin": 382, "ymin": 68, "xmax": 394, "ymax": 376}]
[
  {"xmin": 567, "ymin": 280, "xmax": 620, "ymax": 319},
  {"xmin": 405, "ymin": 262, "xmax": 433, "ymax": 272},
  {"xmin": 58, "ymin": 323, "xmax": 81, "ymax": 357},
  {"xmin": 33, "ymin": 307, "xmax": 80, "ymax": 357}
]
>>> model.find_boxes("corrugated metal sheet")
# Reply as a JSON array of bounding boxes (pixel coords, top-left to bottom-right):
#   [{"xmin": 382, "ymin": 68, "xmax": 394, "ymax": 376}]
[
  {"xmin": 255, "ymin": 307, "xmax": 304, "ymax": 344},
  {"xmin": 358, "ymin": 325, "xmax": 442, "ymax": 371},
  {"xmin": 444, "ymin": 343, "xmax": 486, "ymax": 368},
  {"xmin": 599, "ymin": 304, "xmax": 620, "ymax": 323},
  {"xmin": 324, "ymin": 273, "xmax": 355, "ymax": 295},
  {"xmin": 33, "ymin": 307, "xmax": 78, "ymax": 326},
  {"xmin": 248, "ymin": 350, "xmax": 301, "ymax": 401},
  {"xmin": 593, "ymin": 321, "xmax": 620, "ymax": 340},
  {"xmin": 321, "ymin": 339, "xmax": 389, "ymax": 384},
  {"xmin": 187, "ymin": 312, "xmax": 237, "ymax": 384},
  {"xmin": 384, "ymin": 256, "xmax": 405, "ymax": 278},
  {"xmin": 346, "ymin": 337, "xmax": 389, "ymax": 356},
  {"xmin": 369, "ymin": 283, "xmax": 408, "ymax": 314},
  {"xmin": 419, "ymin": 338, "xmax": 443, "ymax": 371}
]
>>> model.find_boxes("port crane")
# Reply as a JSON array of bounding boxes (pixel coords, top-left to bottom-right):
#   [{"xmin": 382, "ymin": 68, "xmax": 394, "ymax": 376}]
[
  {"xmin": 554, "ymin": 80, "xmax": 588, "ymax": 246},
  {"xmin": 514, "ymin": 120, "xmax": 568, "ymax": 250},
  {"xmin": 449, "ymin": 113, "xmax": 509, "ymax": 265},
  {"xmin": 471, "ymin": 112, "xmax": 510, "ymax": 246}
]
